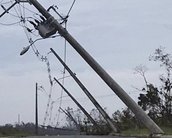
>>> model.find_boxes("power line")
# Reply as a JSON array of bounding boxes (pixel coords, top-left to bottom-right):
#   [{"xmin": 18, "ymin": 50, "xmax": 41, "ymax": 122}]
[
  {"xmin": 0, "ymin": 21, "xmax": 20, "ymax": 25},
  {"xmin": 43, "ymin": 85, "xmax": 53, "ymax": 126},
  {"xmin": 66, "ymin": 0, "xmax": 76, "ymax": 17},
  {"xmin": 0, "ymin": 0, "xmax": 14, "ymax": 5},
  {"xmin": 19, "ymin": 2, "xmax": 41, "ymax": 15}
]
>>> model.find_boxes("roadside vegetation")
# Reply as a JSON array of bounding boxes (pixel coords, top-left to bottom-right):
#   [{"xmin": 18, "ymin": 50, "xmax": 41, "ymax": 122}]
[{"xmin": 64, "ymin": 47, "xmax": 172, "ymax": 135}]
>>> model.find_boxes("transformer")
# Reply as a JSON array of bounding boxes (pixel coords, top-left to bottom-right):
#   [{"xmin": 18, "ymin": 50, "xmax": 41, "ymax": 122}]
[{"xmin": 37, "ymin": 20, "xmax": 57, "ymax": 38}]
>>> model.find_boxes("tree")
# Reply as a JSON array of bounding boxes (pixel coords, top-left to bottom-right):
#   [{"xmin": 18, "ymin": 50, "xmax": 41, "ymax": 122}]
[
  {"xmin": 137, "ymin": 84, "xmax": 161, "ymax": 121},
  {"xmin": 150, "ymin": 47, "xmax": 172, "ymax": 124},
  {"xmin": 135, "ymin": 47, "xmax": 172, "ymax": 125},
  {"xmin": 112, "ymin": 108, "xmax": 139, "ymax": 130}
]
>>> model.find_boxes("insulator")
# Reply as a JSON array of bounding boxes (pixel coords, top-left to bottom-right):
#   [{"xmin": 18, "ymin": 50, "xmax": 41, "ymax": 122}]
[
  {"xmin": 1, "ymin": 5, "xmax": 8, "ymax": 13},
  {"xmin": 26, "ymin": 27, "xmax": 33, "ymax": 33},
  {"xmin": 29, "ymin": 21, "xmax": 37, "ymax": 29},
  {"xmin": 34, "ymin": 19, "xmax": 40, "ymax": 25},
  {"xmin": 39, "ymin": 15, "xmax": 46, "ymax": 22}
]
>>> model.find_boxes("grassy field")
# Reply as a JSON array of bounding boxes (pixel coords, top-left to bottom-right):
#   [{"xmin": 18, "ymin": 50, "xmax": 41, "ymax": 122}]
[{"xmin": 161, "ymin": 127, "xmax": 172, "ymax": 135}]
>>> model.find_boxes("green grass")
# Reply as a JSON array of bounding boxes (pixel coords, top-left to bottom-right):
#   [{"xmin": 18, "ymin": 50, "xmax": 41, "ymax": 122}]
[
  {"xmin": 116, "ymin": 126, "xmax": 172, "ymax": 136},
  {"xmin": 0, "ymin": 131, "xmax": 31, "ymax": 137},
  {"xmin": 120, "ymin": 128, "xmax": 150, "ymax": 136},
  {"xmin": 161, "ymin": 126, "xmax": 172, "ymax": 135}
]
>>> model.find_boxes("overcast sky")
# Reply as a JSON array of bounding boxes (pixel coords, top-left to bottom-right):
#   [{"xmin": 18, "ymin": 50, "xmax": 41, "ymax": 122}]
[{"xmin": 0, "ymin": 0, "xmax": 172, "ymax": 126}]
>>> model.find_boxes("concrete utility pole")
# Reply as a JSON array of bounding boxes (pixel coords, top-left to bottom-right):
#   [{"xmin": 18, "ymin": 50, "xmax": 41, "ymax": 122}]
[
  {"xmin": 54, "ymin": 77, "xmax": 102, "ymax": 131},
  {"xmin": 51, "ymin": 48, "xmax": 118, "ymax": 133},
  {"xmin": 35, "ymin": 82, "xmax": 38, "ymax": 135},
  {"xmin": 28, "ymin": 0, "xmax": 163, "ymax": 134}
]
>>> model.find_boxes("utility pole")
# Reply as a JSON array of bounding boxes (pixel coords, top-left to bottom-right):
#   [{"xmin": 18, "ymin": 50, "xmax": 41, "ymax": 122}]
[
  {"xmin": 35, "ymin": 82, "xmax": 38, "ymax": 135},
  {"xmin": 18, "ymin": 114, "xmax": 20, "ymax": 125},
  {"xmin": 59, "ymin": 107, "xmax": 80, "ymax": 130},
  {"xmin": 54, "ymin": 77, "xmax": 102, "ymax": 131},
  {"xmin": 51, "ymin": 48, "xmax": 119, "ymax": 133},
  {"xmin": 24, "ymin": 0, "xmax": 163, "ymax": 134}
]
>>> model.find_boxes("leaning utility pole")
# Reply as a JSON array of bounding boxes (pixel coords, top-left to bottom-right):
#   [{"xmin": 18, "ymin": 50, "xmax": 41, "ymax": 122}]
[
  {"xmin": 51, "ymin": 48, "xmax": 119, "ymax": 133},
  {"xmin": 54, "ymin": 77, "xmax": 102, "ymax": 131},
  {"xmin": 26, "ymin": 0, "xmax": 163, "ymax": 134},
  {"xmin": 59, "ymin": 107, "xmax": 80, "ymax": 130}
]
